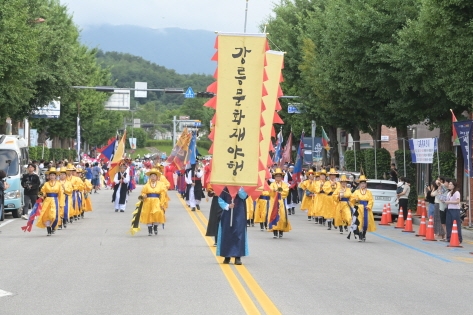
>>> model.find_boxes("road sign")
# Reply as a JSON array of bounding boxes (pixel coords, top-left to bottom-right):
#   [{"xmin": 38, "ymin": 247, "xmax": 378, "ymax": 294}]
[
  {"xmin": 185, "ymin": 87, "xmax": 195, "ymax": 98},
  {"xmin": 288, "ymin": 103, "xmax": 301, "ymax": 114},
  {"xmin": 134, "ymin": 82, "xmax": 147, "ymax": 98},
  {"xmin": 194, "ymin": 121, "xmax": 201, "ymax": 127}
]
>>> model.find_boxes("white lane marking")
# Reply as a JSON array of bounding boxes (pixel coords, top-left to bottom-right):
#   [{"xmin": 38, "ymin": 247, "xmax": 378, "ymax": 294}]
[
  {"xmin": 0, "ymin": 219, "xmax": 16, "ymax": 228},
  {"xmin": 0, "ymin": 289, "xmax": 13, "ymax": 297}
]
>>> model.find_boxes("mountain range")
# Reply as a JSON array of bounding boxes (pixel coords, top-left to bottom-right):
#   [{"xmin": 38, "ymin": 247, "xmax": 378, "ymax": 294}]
[{"xmin": 80, "ymin": 25, "xmax": 217, "ymax": 75}]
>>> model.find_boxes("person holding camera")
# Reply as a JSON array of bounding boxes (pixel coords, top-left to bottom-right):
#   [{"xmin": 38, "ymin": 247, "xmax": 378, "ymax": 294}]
[{"xmin": 21, "ymin": 164, "xmax": 41, "ymax": 220}]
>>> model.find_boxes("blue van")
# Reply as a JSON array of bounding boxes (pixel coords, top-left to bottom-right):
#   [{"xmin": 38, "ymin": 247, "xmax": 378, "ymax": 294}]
[{"xmin": 0, "ymin": 135, "xmax": 28, "ymax": 221}]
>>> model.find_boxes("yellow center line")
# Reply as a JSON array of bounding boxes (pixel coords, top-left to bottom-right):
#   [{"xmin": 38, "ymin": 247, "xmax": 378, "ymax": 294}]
[{"xmin": 177, "ymin": 194, "xmax": 260, "ymax": 315}]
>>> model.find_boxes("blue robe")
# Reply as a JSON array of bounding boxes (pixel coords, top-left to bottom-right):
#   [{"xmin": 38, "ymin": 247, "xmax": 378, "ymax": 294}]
[{"xmin": 216, "ymin": 188, "xmax": 248, "ymax": 258}]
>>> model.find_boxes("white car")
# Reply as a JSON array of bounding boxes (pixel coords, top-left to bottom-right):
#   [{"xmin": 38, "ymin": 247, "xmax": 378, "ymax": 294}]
[{"xmin": 365, "ymin": 179, "xmax": 399, "ymax": 218}]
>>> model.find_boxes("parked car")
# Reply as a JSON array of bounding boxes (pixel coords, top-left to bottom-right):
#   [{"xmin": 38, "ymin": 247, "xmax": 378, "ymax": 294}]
[{"xmin": 366, "ymin": 179, "xmax": 399, "ymax": 219}]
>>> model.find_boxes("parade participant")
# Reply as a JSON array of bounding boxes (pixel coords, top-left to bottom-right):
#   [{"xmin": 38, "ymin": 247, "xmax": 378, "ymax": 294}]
[
  {"xmin": 246, "ymin": 196, "xmax": 255, "ymax": 227},
  {"xmin": 314, "ymin": 169, "xmax": 330, "ymax": 225},
  {"xmin": 156, "ymin": 165, "xmax": 171, "ymax": 210},
  {"xmin": 139, "ymin": 168, "xmax": 167, "ymax": 236},
  {"xmin": 66, "ymin": 164, "xmax": 81, "ymax": 222},
  {"xmin": 74, "ymin": 167, "xmax": 86, "ymax": 219},
  {"xmin": 268, "ymin": 168, "xmax": 291, "ymax": 238},
  {"xmin": 254, "ymin": 190, "xmax": 270, "ymax": 231},
  {"xmin": 164, "ymin": 163, "xmax": 175, "ymax": 190},
  {"xmin": 205, "ymin": 185, "xmax": 221, "ymax": 246},
  {"xmin": 127, "ymin": 159, "xmax": 137, "ymax": 192},
  {"xmin": 58, "ymin": 167, "xmax": 73, "ymax": 229},
  {"xmin": 185, "ymin": 164, "xmax": 204, "ymax": 211},
  {"xmin": 351, "ymin": 175, "xmax": 376, "ymax": 241},
  {"xmin": 112, "ymin": 162, "xmax": 130, "ymax": 212},
  {"xmin": 81, "ymin": 169, "xmax": 94, "ymax": 215},
  {"xmin": 333, "ymin": 174, "xmax": 353, "ymax": 234},
  {"xmin": 299, "ymin": 169, "xmax": 316, "ymax": 221},
  {"xmin": 217, "ymin": 187, "xmax": 248, "ymax": 265},
  {"xmin": 36, "ymin": 167, "xmax": 62, "ymax": 236},
  {"xmin": 284, "ymin": 165, "xmax": 299, "ymax": 215},
  {"xmin": 325, "ymin": 168, "xmax": 340, "ymax": 230}
]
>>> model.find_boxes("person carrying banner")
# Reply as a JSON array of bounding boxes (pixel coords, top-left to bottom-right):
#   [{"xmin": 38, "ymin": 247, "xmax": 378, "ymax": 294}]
[
  {"xmin": 333, "ymin": 174, "xmax": 353, "ymax": 234},
  {"xmin": 314, "ymin": 169, "xmax": 330, "ymax": 225},
  {"xmin": 139, "ymin": 168, "xmax": 168, "ymax": 236},
  {"xmin": 299, "ymin": 169, "xmax": 316, "ymax": 221},
  {"xmin": 268, "ymin": 168, "xmax": 292, "ymax": 238},
  {"xmin": 36, "ymin": 167, "xmax": 62, "ymax": 236},
  {"xmin": 185, "ymin": 164, "xmax": 204, "ymax": 211},
  {"xmin": 325, "ymin": 168, "xmax": 340, "ymax": 230},
  {"xmin": 284, "ymin": 165, "xmax": 299, "ymax": 215},
  {"xmin": 351, "ymin": 175, "xmax": 376, "ymax": 242},
  {"xmin": 112, "ymin": 162, "xmax": 130, "ymax": 212},
  {"xmin": 217, "ymin": 187, "xmax": 248, "ymax": 265}
]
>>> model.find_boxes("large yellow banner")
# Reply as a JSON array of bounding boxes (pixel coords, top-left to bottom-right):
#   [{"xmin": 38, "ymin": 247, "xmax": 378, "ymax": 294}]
[
  {"xmin": 210, "ymin": 33, "xmax": 267, "ymax": 192},
  {"xmin": 258, "ymin": 51, "xmax": 285, "ymax": 190}
]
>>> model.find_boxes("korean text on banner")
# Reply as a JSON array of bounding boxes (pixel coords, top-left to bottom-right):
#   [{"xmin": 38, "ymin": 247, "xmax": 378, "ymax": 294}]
[
  {"xmin": 408, "ymin": 138, "xmax": 437, "ymax": 164},
  {"xmin": 210, "ymin": 34, "xmax": 267, "ymax": 192},
  {"xmin": 453, "ymin": 121, "xmax": 473, "ymax": 177},
  {"xmin": 259, "ymin": 51, "xmax": 284, "ymax": 190}
]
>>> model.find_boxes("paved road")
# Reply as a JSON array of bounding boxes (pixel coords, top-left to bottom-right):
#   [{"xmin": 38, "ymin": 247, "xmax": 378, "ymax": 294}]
[{"xmin": 1, "ymin": 187, "xmax": 472, "ymax": 315}]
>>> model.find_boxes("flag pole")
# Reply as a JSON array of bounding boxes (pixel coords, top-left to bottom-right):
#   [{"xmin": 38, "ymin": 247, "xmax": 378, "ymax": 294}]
[
  {"xmin": 436, "ymin": 137, "xmax": 440, "ymax": 177},
  {"xmin": 468, "ymin": 131, "xmax": 472, "ymax": 228},
  {"xmin": 230, "ymin": 198, "xmax": 234, "ymax": 227}
]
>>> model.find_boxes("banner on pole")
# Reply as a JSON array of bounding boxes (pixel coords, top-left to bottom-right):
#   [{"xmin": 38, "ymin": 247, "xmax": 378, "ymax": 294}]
[
  {"xmin": 129, "ymin": 138, "xmax": 137, "ymax": 150},
  {"xmin": 408, "ymin": 138, "xmax": 437, "ymax": 164},
  {"xmin": 453, "ymin": 121, "xmax": 473, "ymax": 177},
  {"xmin": 205, "ymin": 33, "xmax": 268, "ymax": 197}
]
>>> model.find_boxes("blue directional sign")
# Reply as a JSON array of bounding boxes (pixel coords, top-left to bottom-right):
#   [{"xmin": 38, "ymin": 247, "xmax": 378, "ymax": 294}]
[
  {"xmin": 194, "ymin": 121, "xmax": 201, "ymax": 127},
  {"xmin": 185, "ymin": 87, "xmax": 195, "ymax": 98},
  {"xmin": 288, "ymin": 103, "xmax": 301, "ymax": 114}
]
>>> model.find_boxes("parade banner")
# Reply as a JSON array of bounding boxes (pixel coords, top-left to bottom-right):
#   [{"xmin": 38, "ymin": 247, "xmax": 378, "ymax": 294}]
[
  {"xmin": 258, "ymin": 51, "xmax": 284, "ymax": 191},
  {"xmin": 166, "ymin": 128, "xmax": 191, "ymax": 170},
  {"xmin": 108, "ymin": 130, "xmax": 127, "ymax": 183},
  {"xmin": 204, "ymin": 33, "xmax": 268, "ymax": 197},
  {"xmin": 453, "ymin": 121, "xmax": 473, "ymax": 177},
  {"xmin": 408, "ymin": 138, "xmax": 437, "ymax": 164},
  {"xmin": 128, "ymin": 138, "xmax": 137, "ymax": 150}
]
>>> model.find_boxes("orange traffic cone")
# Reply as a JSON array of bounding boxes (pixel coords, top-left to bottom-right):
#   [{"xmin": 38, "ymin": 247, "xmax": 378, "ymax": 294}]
[
  {"xmin": 447, "ymin": 220, "xmax": 463, "ymax": 248},
  {"xmin": 379, "ymin": 205, "xmax": 390, "ymax": 226},
  {"xmin": 395, "ymin": 207, "xmax": 405, "ymax": 229},
  {"xmin": 423, "ymin": 216, "xmax": 437, "ymax": 241},
  {"xmin": 402, "ymin": 210, "xmax": 415, "ymax": 233},
  {"xmin": 387, "ymin": 203, "xmax": 392, "ymax": 223},
  {"xmin": 415, "ymin": 199, "xmax": 421, "ymax": 216},
  {"xmin": 415, "ymin": 210, "xmax": 427, "ymax": 237}
]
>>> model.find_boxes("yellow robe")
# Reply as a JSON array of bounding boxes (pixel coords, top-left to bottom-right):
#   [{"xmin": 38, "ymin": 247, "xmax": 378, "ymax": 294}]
[
  {"xmin": 314, "ymin": 180, "xmax": 332, "ymax": 217},
  {"xmin": 59, "ymin": 180, "xmax": 73, "ymax": 223},
  {"xmin": 254, "ymin": 191, "xmax": 270, "ymax": 223},
  {"xmin": 82, "ymin": 179, "xmax": 93, "ymax": 212},
  {"xmin": 324, "ymin": 181, "xmax": 340, "ymax": 219},
  {"xmin": 333, "ymin": 187, "xmax": 353, "ymax": 226},
  {"xmin": 351, "ymin": 189, "xmax": 376, "ymax": 232},
  {"xmin": 140, "ymin": 181, "xmax": 167, "ymax": 224},
  {"xmin": 67, "ymin": 175, "xmax": 82, "ymax": 216},
  {"xmin": 159, "ymin": 175, "xmax": 171, "ymax": 210},
  {"xmin": 268, "ymin": 181, "xmax": 292, "ymax": 232},
  {"xmin": 246, "ymin": 196, "xmax": 254, "ymax": 221},
  {"xmin": 299, "ymin": 179, "xmax": 315, "ymax": 211},
  {"xmin": 36, "ymin": 181, "xmax": 63, "ymax": 229}
]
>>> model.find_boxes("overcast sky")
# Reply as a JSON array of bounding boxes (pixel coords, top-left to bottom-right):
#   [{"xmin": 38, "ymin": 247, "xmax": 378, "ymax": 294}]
[{"xmin": 61, "ymin": 0, "xmax": 277, "ymax": 33}]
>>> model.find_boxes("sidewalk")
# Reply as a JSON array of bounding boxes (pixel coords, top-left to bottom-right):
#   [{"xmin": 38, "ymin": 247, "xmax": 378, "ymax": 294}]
[{"xmin": 412, "ymin": 215, "xmax": 473, "ymax": 240}]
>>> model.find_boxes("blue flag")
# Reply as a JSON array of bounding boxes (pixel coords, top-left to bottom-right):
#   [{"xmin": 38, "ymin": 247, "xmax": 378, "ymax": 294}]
[
  {"xmin": 188, "ymin": 132, "xmax": 197, "ymax": 165},
  {"xmin": 293, "ymin": 132, "xmax": 304, "ymax": 174},
  {"xmin": 272, "ymin": 130, "xmax": 283, "ymax": 164}
]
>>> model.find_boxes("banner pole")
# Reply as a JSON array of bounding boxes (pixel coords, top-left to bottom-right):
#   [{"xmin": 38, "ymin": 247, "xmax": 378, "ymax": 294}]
[
  {"xmin": 403, "ymin": 138, "xmax": 406, "ymax": 177},
  {"xmin": 436, "ymin": 137, "xmax": 440, "ymax": 177},
  {"xmin": 354, "ymin": 143, "xmax": 357, "ymax": 171},
  {"xmin": 230, "ymin": 198, "xmax": 234, "ymax": 227}
]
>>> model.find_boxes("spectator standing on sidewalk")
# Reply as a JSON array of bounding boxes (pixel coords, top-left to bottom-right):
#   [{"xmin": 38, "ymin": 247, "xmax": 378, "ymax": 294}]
[
  {"xmin": 20, "ymin": 164, "xmax": 41, "ymax": 220},
  {"xmin": 425, "ymin": 180, "xmax": 438, "ymax": 218},
  {"xmin": 91, "ymin": 162, "xmax": 102, "ymax": 193},
  {"xmin": 443, "ymin": 180, "xmax": 462, "ymax": 244},
  {"xmin": 397, "ymin": 177, "xmax": 410, "ymax": 220}
]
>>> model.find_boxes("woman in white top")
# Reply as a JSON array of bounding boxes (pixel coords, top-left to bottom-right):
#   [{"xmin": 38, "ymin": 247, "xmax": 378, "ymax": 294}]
[
  {"xmin": 397, "ymin": 177, "xmax": 410, "ymax": 220},
  {"xmin": 442, "ymin": 180, "xmax": 462, "ymax": 243}
]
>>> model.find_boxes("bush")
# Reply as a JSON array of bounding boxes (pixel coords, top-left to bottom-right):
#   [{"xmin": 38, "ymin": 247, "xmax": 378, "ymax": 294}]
[
  {"xmin": 432, "ymin": 151, "xmax": 456, "ymax": 179},
  {"xmin": 145, "ymin": 140, "xmax": 172, "ymax": 147},
  {"xmin": 362, "ymin": 148, "xmax": 391, "ymax": 180},
  {"xmin": 344, "ymin": 150, "xmax": 364, "ymax": 172},
  {"xmin": 394, "ymin": 150, "xmax": 417, "ymax": 211},
  {"xmin": 198, "ymin": 140, "xmax": 212, "ymax": 151}
]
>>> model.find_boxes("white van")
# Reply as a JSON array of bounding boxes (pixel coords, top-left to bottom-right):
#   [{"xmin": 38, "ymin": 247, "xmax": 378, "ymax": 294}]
[{"xmin": 0, "ymin": 135, "xmax": 28, "ymax": 220}]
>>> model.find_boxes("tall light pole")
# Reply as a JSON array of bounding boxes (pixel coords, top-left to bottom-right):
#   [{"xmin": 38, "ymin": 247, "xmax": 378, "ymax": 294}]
[{"xmin": 244, "ymin": 0, "xmax": 249, "ymax": 33}]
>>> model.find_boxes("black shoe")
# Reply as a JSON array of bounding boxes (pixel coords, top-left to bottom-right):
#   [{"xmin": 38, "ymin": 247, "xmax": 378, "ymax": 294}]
[
  {"xmin": 191, "ymin": 207, "xmax": 196, "ymax": 211},
  {"xmin": 292, "ymin": 207, "xmax": 295, "ymax": 214},
  {"xmin": 58, "ymin": 225, "xmax": 62, "ymax": 230},
  {"xmin": 115, "ymin": 209, "xmax": 119, "ymax": 212},
  {"xmin": 81, "ymin": 213, "xmax": 84, "ymax": 218},
  {"xmin": 148, "ymin": 226, "xmax": 153, "ymax": 236},
  {"xmin": 63, "ymin": 222, "xmax": 67, "ymax": 229},
  {"xmin": 273, "ymin": 231, "xmax": 278, "ymax": 238},
  {"xmin": 47, "ymin": 227, "xmax": 51, "ymax": 236},
  {"xmin": 223, "ymin": 257, "xmax": 230, "ymax": 264},
  {"xmin": 234, "ymin": 257, "xmax": 242, "ymax": 265},
  {"xmin": 153, "ymin": 225, "xmax": 158, "ymax": 235},
  {"xmin": 344, "ymin": 226, "xmax": 348, "ymax": 232},
  {"xmin": 196, "ymin": 204, "xmax": 200, "ymax": 210},
  {"xmin": 279, "ymin": 231, "xmax": 283, "ymax": 238},
  {"xmin": 327, "ymin": 221, "xmax": 332, "ymax": 230},
  {"xmin": 339, "ymin": 226, "xmax": 343, "ymax": 234},
  {"xmin": 120, "ymin": 210, "xmax": 125, "ymax": 212}
]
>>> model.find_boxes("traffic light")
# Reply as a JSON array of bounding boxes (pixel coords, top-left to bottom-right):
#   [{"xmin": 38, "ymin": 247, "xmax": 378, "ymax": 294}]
[{"xmin": 196, "ymin": 92, "xmax": 215, "ymax": 98}]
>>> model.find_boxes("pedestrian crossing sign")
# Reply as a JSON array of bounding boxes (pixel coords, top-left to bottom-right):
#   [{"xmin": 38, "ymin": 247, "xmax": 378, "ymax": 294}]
[{"xmin": 185, "ymin": 87, "xmax": 195, "ymax": 98}]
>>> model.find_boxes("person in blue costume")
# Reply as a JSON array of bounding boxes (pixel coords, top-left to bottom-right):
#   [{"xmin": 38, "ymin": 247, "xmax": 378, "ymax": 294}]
[{"xmin": 217, "ymin": 187, "xmax": 248, "ymax": 265}]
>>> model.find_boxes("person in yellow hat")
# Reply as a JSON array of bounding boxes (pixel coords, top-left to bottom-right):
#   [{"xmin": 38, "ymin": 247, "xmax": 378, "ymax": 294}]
[
  {"xmin": 299, "ymin": 169, "xmax": 316, "ymax": 221},
  {"xmin": 36, "ymin": 167, "xmax": 63, "ymax": 236},
  {"xmin": 325, "ymin": 168, "xmax": 340, "ymax": 230},
  {"xmin": 268, "ymin": 168, "xmax": 291, "ymax": 238},
  {"xmin": 58, "ymin": 167, "xmax": 73, "ymax": 229},
  {"xmin": 66, "ymin": 163, "xmax": 82, "ymax": 222},
  {"xmin": 112, "ymin": 162, "xmax": 130, "ymax": 212},
  {"xmin": 314, "ymin": 169, "xmax": 330, "ymax": 225},
  {"xmin": 80, "ymin": 168, "xmax": 94, "ymax": 214},
  {"xmin": 254, "ymin": 189, "xmax": 270, "ymax": 231},
  {"xmin": 351, "ymin": 175, "xmax": 376, "ymax": 241},
  {"xmin": 333, "ymin": 174, "xmax": 353, "ymax": 234},
  {"xmin": 139, "ymin": 168, "xmax": 168, "ymax": 236}
]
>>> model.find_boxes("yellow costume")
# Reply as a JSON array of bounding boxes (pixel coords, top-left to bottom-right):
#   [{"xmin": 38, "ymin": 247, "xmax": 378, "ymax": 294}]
[
  {"xmin": 82, "ymin": 179, "xmax": 94, "ymax": 212},
  {"xmin": 254, "ymin": 191, "xmax": 270, "ymax": 224},
  {"xmin": 157, "ymin": 166, "xmax": 171, "ymax": 210},
  {"xmin": 314, "ymin": 178, "xmax": 332, "ymax": 218},
  {"xmin": 66, "ymin": 164, "xmax": 82, "ymax": 217},
  {"xmin": 58, "ymin": 168, "xmax": 73, "ymax": 226},
  {"xmin": 299, "ymin": 178, "xmax": 316, "ymax": 214},
  {"xmin": 332, "ymin": 175, "xmax": 353, "ymax": 230},
  {"xmin": 268, "ymin": 170, "xmax": 292, "ymax": 234},
  {"xmin": 140, "ymin": 180, "xmax": 167, "ymax": 225},
  {"xmin": 351, "ymin": 181, "xmax": 376, "ymax": 233},
  {"xmin": 36, "ymin": 168, "xmax": 63, "ymax": 235},
  {"xmin": 246, "ymin": 196, "xmax": 254, "ymax": 223}
]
